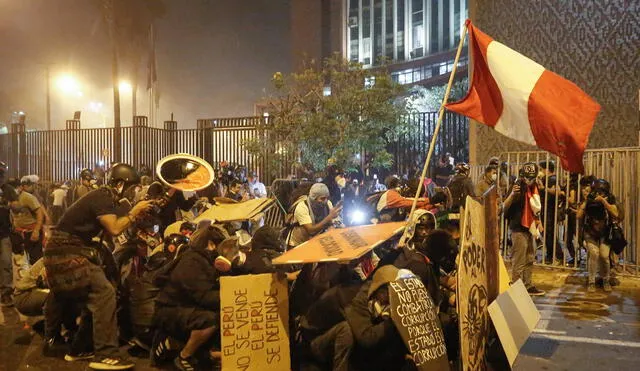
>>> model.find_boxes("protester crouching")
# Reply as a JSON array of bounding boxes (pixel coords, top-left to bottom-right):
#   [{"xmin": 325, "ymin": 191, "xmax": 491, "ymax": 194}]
[
  {"xmin": 578, "ymin": 179, "xmax": 619, "ymax": 292},
  {"xmin": 345, "ymin": 265, "xmax": 413, "ymax": 371},
  {"xmin": 152, "ymin": 224, "xmax": 228, "ymax": 371},
  {"xmin": 503, "ymin": 162, "xmax": 545, "ymax": 296},
  {"xmin": 43, "ymin": 163, "xmax": 152, "ymax": 370}
]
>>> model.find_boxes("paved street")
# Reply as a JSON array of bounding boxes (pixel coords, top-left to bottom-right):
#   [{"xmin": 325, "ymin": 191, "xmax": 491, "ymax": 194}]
[
  {"xmin": 515, "ymin": 267, "xmax": 640, "ymax": 370},
  {"xmin": 1, "ymin": 266, "xmax": 640, "ymax": 371}
]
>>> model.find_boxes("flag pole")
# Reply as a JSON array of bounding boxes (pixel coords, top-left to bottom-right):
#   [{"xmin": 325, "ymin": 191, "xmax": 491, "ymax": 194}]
[{"xmin": 400, "ymin": 21, "xmax": 469, "ymax": 246}]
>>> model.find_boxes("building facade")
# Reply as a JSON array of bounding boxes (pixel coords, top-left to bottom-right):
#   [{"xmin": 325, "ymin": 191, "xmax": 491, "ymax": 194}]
[
  {"xmin": 469, "ymin": 0, "xmax": 640, "ymax": 163},
  {"xmin": 290, "ymin": 0, "xmax": 469, "ymax": 87},
  {"xmin": 345, "ymin": 0, "xmax": 468, "ymax": 86}
]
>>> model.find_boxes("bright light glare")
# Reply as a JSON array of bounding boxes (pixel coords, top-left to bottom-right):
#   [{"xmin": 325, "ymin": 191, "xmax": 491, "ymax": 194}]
[
  {"xmin": 350, "ymin": 209, "xmax": 365, "ymax": 224},
  {"xmin": 119, "ymin": 81, "xmax": 132, "ymax": 93},
  {"xmin": 56, "ymin": 75, "xmax": 80, "ymax": 93}
]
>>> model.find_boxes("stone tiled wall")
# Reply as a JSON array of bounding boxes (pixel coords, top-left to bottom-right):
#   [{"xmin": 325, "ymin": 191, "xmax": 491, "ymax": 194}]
[{"xmin": 469, "ymin": 0, "xmax": 640, "ymax": 164}]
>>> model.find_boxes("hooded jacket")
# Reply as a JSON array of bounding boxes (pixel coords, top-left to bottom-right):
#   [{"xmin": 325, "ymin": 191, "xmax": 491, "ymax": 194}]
[
  {"xmin": 345, "ymin": 270, "xmax": 408, "ymax": 370},
  {"xmin": 155, "ymin": 247, "xmax": 221, "ymax": 310}
]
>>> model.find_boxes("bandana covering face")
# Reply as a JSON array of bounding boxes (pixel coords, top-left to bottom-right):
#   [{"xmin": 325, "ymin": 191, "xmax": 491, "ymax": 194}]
[{"xmin": 521, "ymin": 184, "xmax": 541, "ymax": 237}]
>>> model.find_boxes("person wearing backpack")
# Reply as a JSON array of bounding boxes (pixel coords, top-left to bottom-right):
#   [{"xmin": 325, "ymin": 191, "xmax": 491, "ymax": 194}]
[
  {"xmin": 286, "ymin": 183, "xmax": 342, "ymax": 249},
  {"xmin": 578, "ymin": 179, "xmax": 619, "ymax": 292},
  {"xmin": 152, "ymin": 225, "xmax": 227, "ymax": 371}
]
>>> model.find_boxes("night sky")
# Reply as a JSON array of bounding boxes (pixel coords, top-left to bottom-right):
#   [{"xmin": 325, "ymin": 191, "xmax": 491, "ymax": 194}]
[{"xmin": 0, "ymin": 0, "xmax": 291, "ymax": 129}]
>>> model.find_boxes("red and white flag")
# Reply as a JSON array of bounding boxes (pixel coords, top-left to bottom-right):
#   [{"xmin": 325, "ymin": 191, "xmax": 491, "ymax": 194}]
[{"xmin": 446, "ymin": 20, "xmax": 601, "ymax": 173}]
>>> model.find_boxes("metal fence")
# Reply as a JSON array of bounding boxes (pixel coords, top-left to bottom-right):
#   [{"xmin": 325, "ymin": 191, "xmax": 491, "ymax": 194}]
[
  {"xmin": 485, "ymin": 149, "xmax": 640, "ymax": 277},
  {"xmin": 390, "ymin": 111, "xmax": 469, "ymax": 177},
  {"xmin": 1, "ymin": 112, "xmax": 469, "ymax": 185}
]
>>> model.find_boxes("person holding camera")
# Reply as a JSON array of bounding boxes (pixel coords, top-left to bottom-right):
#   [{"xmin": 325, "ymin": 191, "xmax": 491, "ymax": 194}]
[
  {"xmin": 503, "ymin": 162, "xmax": 545, "ymax": 296},
  {"xmin": 43, "ymin": 163, "xmax": 152, "ymax": 370},
  {"xmin": 577, "ymin": 179, "xmax": 619, "ymax": 292}
]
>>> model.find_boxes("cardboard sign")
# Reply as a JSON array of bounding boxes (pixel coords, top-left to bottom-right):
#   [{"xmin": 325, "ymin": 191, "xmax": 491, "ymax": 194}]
[
  {"xmin": 389, "ymin": 277, "xmax": 450, "ymax": 371},
  {"xmin": 272, "ymin": 222, "xmax": 405, "ymax": 265},
  {"xmin": 457, "ymin": 197, "xmax": 489, "ymax": 371},
  {"xmin": 488, "ymin": 279, "xmax": 540, "ymax": 367},
  {"xmin": 220, "ymin": 273, "xmax": 290, "ymax": 371},
  {"xmin": 164, "ymin": 198, "xmax": 274, "ymax": 236}
]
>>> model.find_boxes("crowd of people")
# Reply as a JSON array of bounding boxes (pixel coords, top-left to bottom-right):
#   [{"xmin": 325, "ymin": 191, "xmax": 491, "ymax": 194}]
[{"xmin": 0, "ymin": 153, "xmax": 625, "ymax": 370}]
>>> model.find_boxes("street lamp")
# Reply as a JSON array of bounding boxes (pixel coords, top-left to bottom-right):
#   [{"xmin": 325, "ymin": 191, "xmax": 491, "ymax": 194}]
[
  {"xmin": 119, "ymin": 81, "xmax": 132, "ymax": 94},
  {"xmin": 56, "ymin": 75, "xmax": 81, "ymax": 93}
]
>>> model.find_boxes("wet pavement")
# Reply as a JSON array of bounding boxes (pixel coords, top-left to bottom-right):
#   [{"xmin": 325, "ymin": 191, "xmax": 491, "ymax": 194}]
[
  {"xmin": 1, "ymin": 266, "xmax": 640, "ymax": 370},
  {"xmin": 514, "ymin": 267, "xmax": 640, "ymax": 370}
]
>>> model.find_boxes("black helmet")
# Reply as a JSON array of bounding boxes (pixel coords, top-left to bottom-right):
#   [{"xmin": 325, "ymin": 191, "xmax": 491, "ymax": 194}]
[
  {"xmin": 163, "ymin": 233, "xmax": 190, "ymax": 256},
  {"xmin": 519, "ymin": 162, "xmax": 538, "ymax": 179},
  {"xmin": 455, "ymin": 162, "xmax": 470, "ymax": 176},
  {"xmin": 416, "ymin": 212, "xmax": 436, "ymax": 229},
  {"xmin": 80, "ymin": 168, "xmax": 95, "ymax": 181},
  {"xmin": 179, "ymin": 221, "xmax": 196, "ymax": 234},
  {"xmin": 591, "ymin": 179, "xmax": 610, "ymax": 195},
  {"xmin": 107, "ymin": 163, "xmax": 140, "ymax": 191}
]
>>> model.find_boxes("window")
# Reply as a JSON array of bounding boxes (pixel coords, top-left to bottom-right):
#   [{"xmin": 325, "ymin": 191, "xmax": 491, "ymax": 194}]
[
  {"xmin": 411, "ymin": 0, "xmax": 424, "ymax": 58},
  {"xmin": 374, "ymin": 0, "xmax": 383, "ymax": 60},
  {"xmin": 396, "ymin": 0, "xmax": 405, "ymax": 61},
  {"xmin": 431, "ymin": 0, "xmax": 439, "ymax": 53}
]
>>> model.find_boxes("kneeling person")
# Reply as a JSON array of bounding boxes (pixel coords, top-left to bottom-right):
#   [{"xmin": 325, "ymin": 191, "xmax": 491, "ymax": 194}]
[{"xmin": 153, "ymin": 225, "xmax": 227, "ymax": 371}]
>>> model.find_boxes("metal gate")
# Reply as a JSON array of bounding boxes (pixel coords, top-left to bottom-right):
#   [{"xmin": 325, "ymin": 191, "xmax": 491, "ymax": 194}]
[{"xmin": 496, "ymin": 148, "xmax": 640, "ymax": 277}]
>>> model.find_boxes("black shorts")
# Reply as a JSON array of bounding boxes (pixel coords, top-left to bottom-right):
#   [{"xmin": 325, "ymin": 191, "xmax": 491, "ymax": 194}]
[{"xmin": 154, "ymin": 305, "xmax": 218, "ymax": 336}]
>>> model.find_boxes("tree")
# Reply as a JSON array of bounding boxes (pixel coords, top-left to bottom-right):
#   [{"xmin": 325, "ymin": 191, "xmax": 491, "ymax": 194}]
[
  {"xmin": 405, "ymin": 77, "xmax": 469, "ymax": 112},
  {"xmin": 245, "ymin": 54, "xmax": 409, "ymax": 177}
]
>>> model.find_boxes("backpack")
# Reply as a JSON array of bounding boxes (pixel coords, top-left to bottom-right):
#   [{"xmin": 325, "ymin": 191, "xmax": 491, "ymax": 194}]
[
  {"xmin": 448, "ymin": 176, "xmax": 470, "ymax": 210},
  {"xmin": 280, "ymin": 196, "xmax": 309, "ymax": 246}
]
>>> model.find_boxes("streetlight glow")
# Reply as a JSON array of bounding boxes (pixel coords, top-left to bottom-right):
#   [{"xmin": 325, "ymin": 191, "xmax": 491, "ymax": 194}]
[
  {"xmin": 56, "ymin": 75, "xmax": 80, "ymax": 93},
  {"xmin": 119, "ymin": 81, "xmax": 132, "ymax": 93}
]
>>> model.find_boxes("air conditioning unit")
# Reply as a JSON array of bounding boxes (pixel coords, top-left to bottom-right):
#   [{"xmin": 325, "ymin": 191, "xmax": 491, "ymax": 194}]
[{"xmin": 348, "ymin": 16, "xmax": 358, "ymax": 27}]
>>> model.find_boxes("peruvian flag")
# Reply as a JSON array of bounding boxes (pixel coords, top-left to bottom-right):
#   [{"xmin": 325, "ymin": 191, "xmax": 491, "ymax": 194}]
[{"xmin": 446, "ymin": 20, "xmax": 601, "ymax": 173}]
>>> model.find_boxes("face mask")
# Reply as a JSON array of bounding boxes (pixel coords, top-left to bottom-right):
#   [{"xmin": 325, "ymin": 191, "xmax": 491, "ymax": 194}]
[
  {"xmin": 368, "ymin": 300, "xmax": 390, "ymax": 319},
  {"xmin": 491, "ymin": 174, "xmax": 497, "ymax": 182}
]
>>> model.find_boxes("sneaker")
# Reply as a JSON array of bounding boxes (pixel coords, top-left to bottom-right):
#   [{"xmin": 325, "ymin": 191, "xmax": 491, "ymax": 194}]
[
  {"xmin": 42, "ymin": 336, "xmax": 66, "ymax": 358},
  {"xmin": 174, "ymin": 355, "xmax": 197, "ymax": 371},
  {"xmin": 150, "ymin": 330, "xmax": 172, "ymax": 365},
  {"xmin": 603, "ymin": 281, "xmax": 612, "ymax": 292},
  {"xmin": 527, "ymin": 286, "xmax": 546, "ymax": 296},
  {"xmin": 89, "ymin": 356, "xmax": 135, "ymax": 370},
  {"xmin": 587, "ymin": 283, "xmax": 596, "ymax": 292},
  {"xmin": 65, "ymin": 351, "xmax": 95, "ymax": 361}
]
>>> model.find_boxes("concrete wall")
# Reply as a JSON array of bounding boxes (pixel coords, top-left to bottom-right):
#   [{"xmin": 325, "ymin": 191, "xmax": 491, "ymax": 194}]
[{"xmin": 469, "ymin": 0, "xmax": 640, "ymax": 165}]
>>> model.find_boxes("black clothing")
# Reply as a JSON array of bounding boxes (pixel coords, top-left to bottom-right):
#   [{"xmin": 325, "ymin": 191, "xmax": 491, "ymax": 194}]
[
  {"xmin": 448, "ymin": 174, "xmax": 476, "ymax": 210},
  {"xmin": 345, "ymin": 281, "xmax": 408, "ymax": 371},
  {"xmin": 300, "ymin": 284, "xmax": 361, "ymax": 338},
  {"xmin": 155, "ymin": 248, "xmax": 220, "ymax": 310},
  {"xmin": 159, "ymin": 192, "xmax": 197, "ymax": 234},
  {"xmin": 392, "ymin": 246, "xmax": 441, "ymax": 306},
  {"xmin": 227, "ymin": 191, "xmax": 243, "ymax": 202},
  {"xmin": 236, "ymin": 249, "xmax": 280, "ymax": 275},
  {"xmin": 56, "ymin": 188, "xmax": 116, "ymax": 244},
  {"xmin": 434, "ymin": 163, "xmax": 453, "ymax": 187},
  {"xmin": 505, "ymin": 184, "xmax": 529, "ymax": 233}
]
